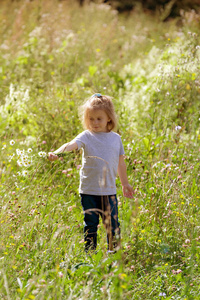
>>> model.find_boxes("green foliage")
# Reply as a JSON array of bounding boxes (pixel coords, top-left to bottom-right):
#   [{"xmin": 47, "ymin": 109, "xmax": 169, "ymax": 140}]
[{"xmin": 0, "ymin": 1, "xmax": 200, "ymax": 299}]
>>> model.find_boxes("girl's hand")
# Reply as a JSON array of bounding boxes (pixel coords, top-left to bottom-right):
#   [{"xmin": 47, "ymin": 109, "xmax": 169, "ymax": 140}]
[
  {"xmin": 122, "ymin": 184, "xmax": 134, "ymax": 199},
  {"xmin": 48, "ymin": 152, "xmax": 58, "ymax": 161}
]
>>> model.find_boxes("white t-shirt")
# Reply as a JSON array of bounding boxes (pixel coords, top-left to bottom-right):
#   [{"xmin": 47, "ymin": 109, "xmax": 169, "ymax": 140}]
[{"xmin": 73, "ymin": 130, "xmax": 124, "ymax": 195}]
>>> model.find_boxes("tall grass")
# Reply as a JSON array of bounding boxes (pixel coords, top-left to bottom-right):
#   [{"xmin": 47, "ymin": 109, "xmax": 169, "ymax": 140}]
[{"xmin": 0, "ymin": 0, "xmax": 200, "ymax": 299}]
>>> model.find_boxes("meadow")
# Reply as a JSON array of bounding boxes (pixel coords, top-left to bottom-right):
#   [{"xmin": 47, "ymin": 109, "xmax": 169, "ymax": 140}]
[{"xmin": 0, "ymin": 0, "xmax": 200, "ymax": 299}]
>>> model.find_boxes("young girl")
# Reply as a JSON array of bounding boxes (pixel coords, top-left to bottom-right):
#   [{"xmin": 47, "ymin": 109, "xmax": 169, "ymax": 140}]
[{"xmin": 48, "ymin": 94, "xmax": 134, "ymax": 252}]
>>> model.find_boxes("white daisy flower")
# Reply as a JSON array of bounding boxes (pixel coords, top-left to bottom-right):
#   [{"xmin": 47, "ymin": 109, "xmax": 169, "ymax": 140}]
[
  {"xmin": 38, "ymin": 151, "xmax": 43, "ymax": 157},
  {"xmin": 10, "ymin": 140, "xmax": 15, "ymax": 146},
  {"xmin": 16, "ymin": 149, "xmax": 21, "ymax": 155},
  {"xmin": 17, "ymin": 160, "xmax": 23, "ymax": 167},
  {"xmin": 16, "ymin": 149, "xmax": 24, "ymax": 156},
  {"xmin": 38, "ymin": 151, "xmax": 46, "ymax": 157},
  {"xmin": 27, "ymin": 148, "xmax": 32, "ymax": 153},
  {"xmin": 42, "ymin": 152, "xmax": 47, "ymax": 158},
  {"xmin": 22, "ymin": 170, "xmax": 28, "ymax": 176}
]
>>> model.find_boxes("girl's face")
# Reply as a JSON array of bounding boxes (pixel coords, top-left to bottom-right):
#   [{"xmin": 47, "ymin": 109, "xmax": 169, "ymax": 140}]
[{"xmin": 88, "ymin": 109, "xmax": 111, "ymax": 132}]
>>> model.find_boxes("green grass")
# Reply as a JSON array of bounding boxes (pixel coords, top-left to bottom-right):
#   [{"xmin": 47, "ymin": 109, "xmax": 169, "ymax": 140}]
[{"xmin": 0, "ymin": 0, "xmax": 200, "ymax": 299}]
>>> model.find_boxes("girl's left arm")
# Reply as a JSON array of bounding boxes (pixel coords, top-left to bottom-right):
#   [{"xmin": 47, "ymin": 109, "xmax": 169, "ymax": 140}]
[{"xmin": 117, "ymin": 155, "xmax": 134, "ymax": 199}]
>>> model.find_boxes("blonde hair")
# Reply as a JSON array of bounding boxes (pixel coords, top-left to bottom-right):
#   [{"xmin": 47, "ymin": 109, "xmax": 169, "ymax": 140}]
[{"xmin": 80, "ymin": 94, "xmax": 117, "ymax": 132}]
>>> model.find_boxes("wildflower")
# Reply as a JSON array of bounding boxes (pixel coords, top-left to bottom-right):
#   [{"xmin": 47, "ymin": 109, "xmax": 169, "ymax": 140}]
[
  {"xmin": 121, "ymin": 285, "xmax": 126, "ymax": 289},
  {"xmin": 27, "ymin": 161, "xmax": 32, "ymax": 167},
  {"xmin": 42, "ymin": 141, "xmax": 46, "ymax": 144},
  {"xmin": 175, "ymin": 126, "xmax": 182, "ymax": 131},
  {"xmin": 16, "ymin": 149, "xmax": 24, "ymax": 156},
  {"xmin": 38, "ymin": 151, "xmax": 46, "ymax": 158},
  {"xmin": 76, "ymin": 164, "xmax": 81, "ymax": 170},
  {"xmin": 62, "ymin": 170, "xmax": 68, "ymax": 174},
  {"xmin": 38, "ymin": 152, "xmax": 43, "ymax": 157},
  {"xmin": 22, "ymin": 170, "xmax": 28, "ymax": 176},
  {"xmin": 159, "ymin": 292, "xmax": 166, "ymax": 297},
  {"xmin": 27, "ymin": 148, "xmax": 32, "ymax": 153},
  {"xmin": 58, "ymin": 271, "xmax": 63, "ymax": 278},
  {"xmin": 16, "ymin": 149, "xmax": 21, "ymax": 155},
  {"xmin": 172, "ymin": 269, "xmax": 182, "ymax": 274},
  {"xmin": 22, "ymin": 155, "xmax": 28, "ymax": 161},
  {"xmin": 2, "ymin": 145, "xmax": 6, "ymax": 150},
  {"xmin": 119, "ymin": 273, "xmax": 127, "ymax": 279},
  {"xmin": 17, "ymin": 160, "xmax": 23, "ymax": 167},
  {"xmin": 68, "ymin": 205, "xmax": 76, "ymax": 211},
  {"xmin": 10, "ymin": 140, "xmax": 15, "ymax": 146}
]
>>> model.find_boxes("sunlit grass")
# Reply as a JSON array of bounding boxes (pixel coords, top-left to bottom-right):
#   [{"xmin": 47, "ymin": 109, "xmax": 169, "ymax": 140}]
[{"xmin": 0, "ymin": 0, "xmax": 200, "ymax": 299}]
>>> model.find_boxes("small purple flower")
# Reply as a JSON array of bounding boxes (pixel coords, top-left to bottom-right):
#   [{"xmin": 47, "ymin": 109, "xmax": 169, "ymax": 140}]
[{"xmin": 159, "ymin": 292, "xmax": 166, "ymax": 297}]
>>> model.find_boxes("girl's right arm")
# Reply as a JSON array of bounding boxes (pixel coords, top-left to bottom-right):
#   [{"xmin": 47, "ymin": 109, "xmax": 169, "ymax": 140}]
[{"xmin": 48, "ymin": 141, "xmax": 78, "ymax": 161}]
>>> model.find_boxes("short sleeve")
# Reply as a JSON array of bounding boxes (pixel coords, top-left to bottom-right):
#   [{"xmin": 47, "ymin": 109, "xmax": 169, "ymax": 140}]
[
  {"xmin": 119, "ymin": 137, "xmax": 125, "ymax": 156},
  {"xmin": 72, "ymin": 131, "xmax": 88, "ymax": 150}
]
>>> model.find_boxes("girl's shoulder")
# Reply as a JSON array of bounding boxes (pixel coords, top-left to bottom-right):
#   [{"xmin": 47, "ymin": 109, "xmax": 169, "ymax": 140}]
[
  {"xmin": 110, "ymin": 131, "xmax": 121, "ymax": 136},
  {"xmin": 109, "ymin": 131, "xmax": 122, "ymax": 139},
  {"xmin": 76, "ymin": 130, "xmax": 90, "ymax": 137}
]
